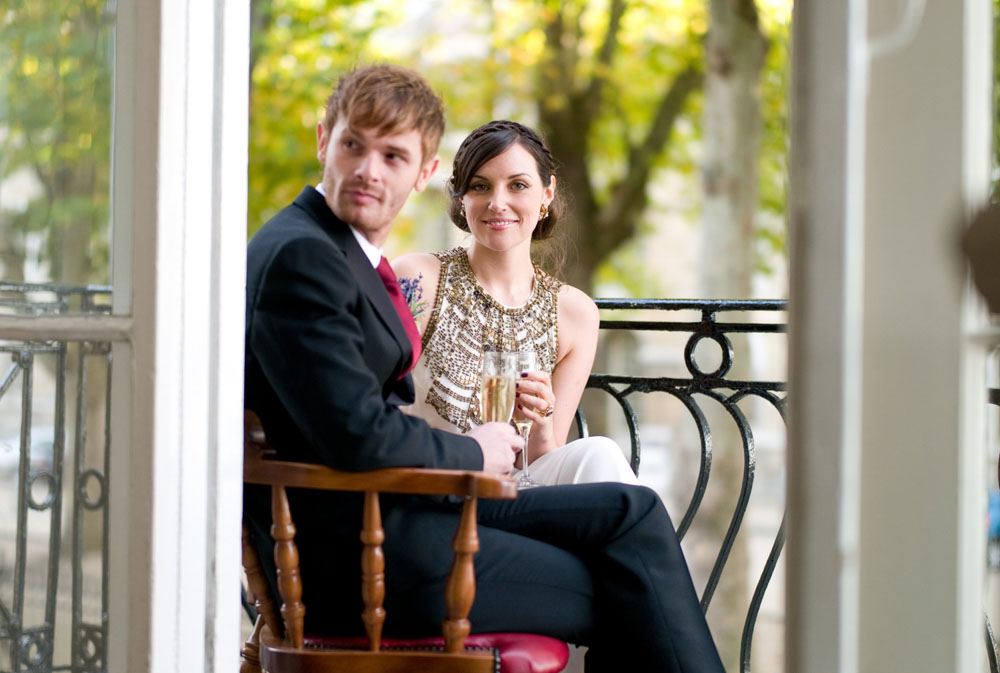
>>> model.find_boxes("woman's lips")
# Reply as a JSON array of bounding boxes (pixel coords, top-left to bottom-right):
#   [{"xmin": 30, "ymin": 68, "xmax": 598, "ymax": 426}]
[{"xmin": 484, "ymin": 218, "xmax": 517, "ymax": 228}]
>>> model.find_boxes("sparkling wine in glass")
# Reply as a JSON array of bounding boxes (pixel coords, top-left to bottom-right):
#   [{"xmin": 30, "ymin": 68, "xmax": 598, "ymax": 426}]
[
  {"xmin": 480, "ymin": 351, "xmax": 516, "ymax": 423},
  {"xmin": 513, "ymin": 351, "xmax": 541, "ymax": 489}
]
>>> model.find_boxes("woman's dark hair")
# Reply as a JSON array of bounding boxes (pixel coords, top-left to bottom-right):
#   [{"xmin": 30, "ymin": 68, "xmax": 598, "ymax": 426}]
[{"xmin": 447, "ymin": 120, "xmax": 562, "ymax": 241}]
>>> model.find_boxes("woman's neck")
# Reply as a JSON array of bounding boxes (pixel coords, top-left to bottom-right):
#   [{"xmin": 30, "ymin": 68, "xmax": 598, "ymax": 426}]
[{"xmin": 466, "ymin": 243, "xmax": 535, "ymax": 307}]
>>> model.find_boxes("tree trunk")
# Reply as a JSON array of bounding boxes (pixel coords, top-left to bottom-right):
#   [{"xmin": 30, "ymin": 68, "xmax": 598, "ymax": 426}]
[
  {"xmin": 701, "ymin": 0, "xmax": 767, "ymax": 301},
  {"xmin": 696, "ymin": 1, "xmax": 768, "ymax": 669}
]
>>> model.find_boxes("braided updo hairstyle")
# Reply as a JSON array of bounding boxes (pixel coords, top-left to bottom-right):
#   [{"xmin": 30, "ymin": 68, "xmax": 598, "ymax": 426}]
[{"xmin": 447, "ymin": 120, "xmax": 562, "ymax": 241}]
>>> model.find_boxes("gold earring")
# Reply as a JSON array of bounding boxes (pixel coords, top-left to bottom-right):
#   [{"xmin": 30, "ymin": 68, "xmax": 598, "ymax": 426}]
[
  {"xmin": 460, "ymin": 202, "xmax": 467, "ymax": 219},
  {"xmin": 540, "ymin": 203, "xmax": 549, "ymax": 220}
]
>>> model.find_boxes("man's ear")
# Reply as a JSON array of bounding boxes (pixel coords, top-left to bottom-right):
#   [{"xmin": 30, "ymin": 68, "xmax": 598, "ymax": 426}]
[
  {"xmin": 414, "ymin": 155, "xmax": 440, "ymax": 193},
  {"xmin": 316, "ymin": 122, "xmax": 328, "ymax": 163}
]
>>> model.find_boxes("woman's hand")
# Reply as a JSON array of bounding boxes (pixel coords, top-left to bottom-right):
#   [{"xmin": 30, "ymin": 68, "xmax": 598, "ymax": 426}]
[{"xmin": 514, "ymin": 369, "xmax": 558, "ymax": 462}]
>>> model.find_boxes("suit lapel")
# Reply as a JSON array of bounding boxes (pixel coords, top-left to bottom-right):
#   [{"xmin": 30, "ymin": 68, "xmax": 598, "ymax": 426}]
[
  {"xmin": 293, "ymin": 188, "xmax": 414, "ymax": 370},
  {"xmin": 343, "ymin": 240, "xmax": 413, "ymax": 358}
]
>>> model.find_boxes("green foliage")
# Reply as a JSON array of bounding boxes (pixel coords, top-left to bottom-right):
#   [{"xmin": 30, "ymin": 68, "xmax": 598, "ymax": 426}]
[
  {"xmin": 247, "ymin": 0, "xmax": 792, "ymax": 297},
  {"xmin": 566, "ymin": 1, "xmax": 707, "ymax": 190},
  {"xmin": 0, "ymin": 0, "xmax": 793, "ymax": 295},
  {"xmin": 0, "ymin": 1, "xmax": 114, "ymax": 284},
  {"xmin": 756, "ymin": 2, "xmax": 791, "ymax": 268}
]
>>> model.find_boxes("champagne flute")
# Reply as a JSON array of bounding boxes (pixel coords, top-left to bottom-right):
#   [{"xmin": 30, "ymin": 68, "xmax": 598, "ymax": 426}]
[
  {"xmin": 513, "ymin": 351, "xmax": 541, "ymax": 489},
  {"xmin": 480, "ymin": 351, "xmax": 517, "ymax": 424}
]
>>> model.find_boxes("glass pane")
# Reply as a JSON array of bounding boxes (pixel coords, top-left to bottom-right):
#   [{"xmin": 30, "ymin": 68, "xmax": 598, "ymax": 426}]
[{"xmin": 0, "ymin": 3, "xmax": 115, "ymax": 312}]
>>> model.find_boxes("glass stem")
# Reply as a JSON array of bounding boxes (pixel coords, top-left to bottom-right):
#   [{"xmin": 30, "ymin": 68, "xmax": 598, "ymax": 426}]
[{"xmin": 521, "ymin": 426, "xmax": 531, "ymax": 478}]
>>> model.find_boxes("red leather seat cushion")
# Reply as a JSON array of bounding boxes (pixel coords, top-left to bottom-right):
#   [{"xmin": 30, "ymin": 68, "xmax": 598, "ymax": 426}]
[{"xmin": 304, "ymin": 632, "xmax": 570, "ymax": 673}]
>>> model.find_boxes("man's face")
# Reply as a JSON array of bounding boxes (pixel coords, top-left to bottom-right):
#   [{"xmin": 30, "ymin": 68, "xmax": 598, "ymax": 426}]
[{"xmin": 316, "ymin": 119, "xmax": 438, "ymax": 247}]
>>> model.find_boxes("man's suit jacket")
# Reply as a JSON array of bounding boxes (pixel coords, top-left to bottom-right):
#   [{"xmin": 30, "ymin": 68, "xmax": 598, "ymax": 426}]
[{"xmin": 243, "ymin": 187, "xmax": 481, "ymax": 614}]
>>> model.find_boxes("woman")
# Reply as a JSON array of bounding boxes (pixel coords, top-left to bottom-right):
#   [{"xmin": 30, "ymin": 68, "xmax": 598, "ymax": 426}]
[{"xmin": 393, "ymin": 120, "xmax": 636, "ymax": 485}]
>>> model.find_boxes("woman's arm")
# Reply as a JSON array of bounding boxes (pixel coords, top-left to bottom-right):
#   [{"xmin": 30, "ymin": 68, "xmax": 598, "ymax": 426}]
[
  {"xmin": 390, "ymin": 252, "xmax": 442, "ymax": 338},
  {"xmin": 549, "ymin": 286, "xmax": 600, "ymax": 445},
  {"xmin": 515, "ymin": 285, "xmax": 599, "ymax": 458}
]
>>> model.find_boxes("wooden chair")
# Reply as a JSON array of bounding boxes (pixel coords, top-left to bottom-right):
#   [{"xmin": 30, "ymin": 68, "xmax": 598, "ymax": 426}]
[{"xmin": 240, "ymin": 410, "xmax": 570, "ymax": 673}]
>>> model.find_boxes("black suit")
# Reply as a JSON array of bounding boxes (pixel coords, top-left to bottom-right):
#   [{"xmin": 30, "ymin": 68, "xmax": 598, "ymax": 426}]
[{"xmin": 244, "ymin": 187, "xmax": 725, "ymax": 672}]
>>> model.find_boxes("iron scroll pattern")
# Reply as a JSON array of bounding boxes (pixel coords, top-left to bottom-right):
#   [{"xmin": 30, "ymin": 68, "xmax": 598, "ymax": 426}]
[
  {"xmin": 0, "ymin": 283, "xmax": 112, "ymax": 673},
  {"xmin": 577, "ymin": 298, "xmax": 787, "ymax": 673}
]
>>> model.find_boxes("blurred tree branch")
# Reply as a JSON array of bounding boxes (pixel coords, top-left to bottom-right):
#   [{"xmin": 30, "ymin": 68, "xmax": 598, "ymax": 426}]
[{"xmin": 537, "ymin": 0, "xmax": 703, "ymax": 292}]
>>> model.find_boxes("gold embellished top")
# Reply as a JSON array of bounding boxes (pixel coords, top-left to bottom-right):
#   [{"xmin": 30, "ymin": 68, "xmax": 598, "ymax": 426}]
[{"xmin": 405, "ymin": 247, "xmax": 561, "ymax": 433}]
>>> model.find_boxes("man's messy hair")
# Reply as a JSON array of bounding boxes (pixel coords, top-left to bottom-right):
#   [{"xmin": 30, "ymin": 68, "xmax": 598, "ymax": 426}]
[{"xmin": 323, "ymin": 64, "xmax": 446, "ymax": 161}]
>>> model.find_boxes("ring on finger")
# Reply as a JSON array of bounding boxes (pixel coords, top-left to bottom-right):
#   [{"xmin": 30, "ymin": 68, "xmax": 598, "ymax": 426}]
[{"xmin": 542, "ymin": 402, "xmax": 555, "ymax": 417}]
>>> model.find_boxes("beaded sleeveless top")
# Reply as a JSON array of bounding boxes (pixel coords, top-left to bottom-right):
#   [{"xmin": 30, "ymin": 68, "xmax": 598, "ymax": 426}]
[{"xmin": 413, "ymin": 247, "xmax": 561, "ymax": 433}]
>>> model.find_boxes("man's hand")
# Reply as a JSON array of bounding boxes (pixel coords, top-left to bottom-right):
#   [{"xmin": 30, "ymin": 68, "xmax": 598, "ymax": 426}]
[{"xmin": 468, "ymin": 422, "xmax": 523, "ymax": 474}]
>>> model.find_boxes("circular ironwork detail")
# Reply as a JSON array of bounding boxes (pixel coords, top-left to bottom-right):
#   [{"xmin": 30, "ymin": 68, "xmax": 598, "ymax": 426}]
[
  {"xmin": 18, "ymin": 630, "xmax": 53, "ymax": 672},
  {"xmin": 80, "ymin": 469, "xmax": 106, "ymax": 510},
  {"xmin": 683, "ymin": 332, "xmax": 733, "ymax": 379},
  {"xmin": 78, "ymin": 625, "xmax": 104, "ymax": 667},
  {"xmin": 26, "ymin": 470, "xmax": 58, "ymax": 511}
]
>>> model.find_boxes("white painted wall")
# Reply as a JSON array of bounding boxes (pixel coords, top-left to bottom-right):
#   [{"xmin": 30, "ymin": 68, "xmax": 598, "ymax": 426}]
[
  {"xmin": 787, "ymin": 0, "xmax": 992, "ymax": 671},
  {"xmin": 786, "ymin": 0, "xmax": 859, "ymax": 667}
]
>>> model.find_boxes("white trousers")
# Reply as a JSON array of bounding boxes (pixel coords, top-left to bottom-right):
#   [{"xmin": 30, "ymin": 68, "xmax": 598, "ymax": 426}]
[{"xmin": 512, "ymin": 435, "xmax": 638, "ymax": 486}]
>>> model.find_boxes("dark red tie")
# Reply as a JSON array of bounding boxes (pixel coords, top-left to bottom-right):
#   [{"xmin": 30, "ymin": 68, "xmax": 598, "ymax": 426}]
[{"xmin": 375, "ymin": 256, "xmax": 422, "ymax": 375}]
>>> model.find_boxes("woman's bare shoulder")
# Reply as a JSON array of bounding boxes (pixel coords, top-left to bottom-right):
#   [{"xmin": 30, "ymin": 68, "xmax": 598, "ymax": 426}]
[
  {"xmin": 391, "ymin": 252, "xmax": 441, "ymax": 279},
  {"xmin": 556, "ymin": 284, "xmax": 599, "ymax": 357},
  {"xmin": 558, "ymin": 284, "xmax": 599, "ymax": 325}
]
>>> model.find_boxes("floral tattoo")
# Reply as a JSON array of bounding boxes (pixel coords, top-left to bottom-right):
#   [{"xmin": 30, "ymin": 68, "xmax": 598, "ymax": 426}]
[{"xmin": 397, "ymin": 273, "xmax": 427, "ymax": 321}]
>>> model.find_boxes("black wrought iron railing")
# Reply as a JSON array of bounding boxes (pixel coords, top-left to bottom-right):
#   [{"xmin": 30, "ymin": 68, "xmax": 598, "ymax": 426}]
[
  {"xmin": 0, "ymin": 283, "xmax": 112, "ymax": 673},
  {"xmin": 0, "ymin": 282, "xmax": 111, "ymax": 318},
  {"xmin": 579, "ymin": 299, "xmax": 787, "ymax": 673}
]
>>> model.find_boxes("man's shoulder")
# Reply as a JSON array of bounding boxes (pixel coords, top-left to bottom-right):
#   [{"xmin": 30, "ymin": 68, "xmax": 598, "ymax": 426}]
[
  {"xmin": 246, "ymin": 189, "xmax": 356, "ymax": 293},
  {"xmin": 249, "ymin": 188, "xmax": 349, "ymax": 257},
  {"xmin": 253, "ymin": 188, "xmax": 326, "ymax": 236}
]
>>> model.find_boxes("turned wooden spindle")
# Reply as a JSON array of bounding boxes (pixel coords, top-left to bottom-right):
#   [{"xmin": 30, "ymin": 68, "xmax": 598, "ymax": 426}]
[
  {"xmin": 244, "ymin": 411, "xmax": 271, "ymax": 455},
  {"xmin": 360, "ymin": 490, "xmax": 387, "ymax": 651},
  {"xmin": 442, "ymin": 496, "xmax": 479, "ymax": 653},
  {"xmin": 272, "ymin": 485, "xmax": 306, "ymax": 649},
  {"xmin": 239, "ymin": 615, "xmax": 264, "ymax": 673},
  {"xmin": 241, "ymin": 522, "xmax": 283, "ymax": 638}
]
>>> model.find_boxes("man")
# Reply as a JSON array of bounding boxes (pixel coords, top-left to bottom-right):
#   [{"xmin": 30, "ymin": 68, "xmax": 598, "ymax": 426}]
[{"xmin": 244, "ymin": 64, "xmax": 724, "ymax": 672}]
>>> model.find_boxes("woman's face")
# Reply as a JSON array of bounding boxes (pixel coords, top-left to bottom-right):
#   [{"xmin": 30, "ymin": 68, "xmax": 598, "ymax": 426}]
[{"xmin": 460, "ymin": 142, "xmax": 554, "ymax": 254}]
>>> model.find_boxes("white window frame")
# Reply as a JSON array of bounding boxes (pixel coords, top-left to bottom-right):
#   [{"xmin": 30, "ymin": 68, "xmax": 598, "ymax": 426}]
[{"xmin": 112, "ymin": 1, "xmax": 248, "ymax": 670}]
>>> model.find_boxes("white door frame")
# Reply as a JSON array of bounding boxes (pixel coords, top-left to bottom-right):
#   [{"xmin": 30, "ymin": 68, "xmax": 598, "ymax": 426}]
[{"xmin": 107, "ymin": 1, "xmax": 248, "ymax": 671}]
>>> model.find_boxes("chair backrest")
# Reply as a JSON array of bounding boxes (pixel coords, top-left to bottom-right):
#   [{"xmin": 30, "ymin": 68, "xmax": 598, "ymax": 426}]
[{"xmin": 239, "ymin": 410, "xmax": 524, "ymax": 673}]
